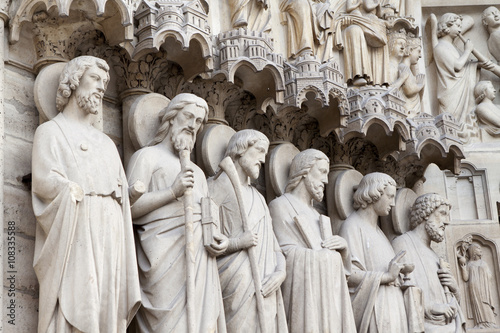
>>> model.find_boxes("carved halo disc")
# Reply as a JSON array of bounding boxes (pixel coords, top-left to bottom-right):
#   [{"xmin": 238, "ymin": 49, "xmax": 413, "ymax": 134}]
[
  {"xmin": 268, "ymin": 142, "xmax": 301, "ymax": 196},
  {"xmin": 197, "ymin": 124, "xmax": 236, "ymax": 177},
  {"xmin": 335, "ymin": 169, "xmax": 364, "ymax": 220},
  {"xmin": 34, "ymin": 62, "xmax": 67, "ymax": 123},
  {"xmin": 392, "ymin": 188, "xmax": 418, "ymax": 235},
  {"xmin": 129, "ymin": 93, "xmax": 171, "ymax": 150}
]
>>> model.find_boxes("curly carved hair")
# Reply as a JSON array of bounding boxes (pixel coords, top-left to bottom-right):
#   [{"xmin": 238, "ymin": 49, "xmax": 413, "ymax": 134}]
[
  {"xmin": 437, "ymin": 13, "xmax": 462, "ymax": 38},
  {"xmin": 409, "ymin": 193, "xmax": 451, "ymax": 230},
  {"xmin": 223, "ymin": 129, "xmax": 269, "ymax": 162},
  {"xmin": 56, "ymin": 56, "xmax": 110, "ymax": 112},
  {"xmin": 353, "ymin": 173, "xmax": 397, "ymax": 209}
]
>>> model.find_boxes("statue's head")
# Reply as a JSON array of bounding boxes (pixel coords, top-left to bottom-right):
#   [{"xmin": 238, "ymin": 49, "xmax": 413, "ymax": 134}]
[
  {"xmin": 285, "ymin": 149, "xmax": 329, "ymax": 202},
  {"xmin": 353, "ymin": 172, "xmax": 396, "ymax": 216},
  {"xmin": 437, "ymin": 13, "xmax": 462, "ymax": 38},
  {"xmin": 474, "ymin": 80, "xmax": 496, "ymax": 104},
  {"xmin": 388, "ymin": 29, "xmax": 407, "ymax": 58},
  {"xmin": 224, "ymin": 129, "xmax": 269, "ymax": 180},
  {"xmin": 404, "ymin": 34, "xmax": 422, "ymax": 65},
  {"xmin": 482, "ymin": 6, "xmax": 500, "ymax": 29},
  {"xmin": 409, "ymin": 193, "xmax": 451, "ymax": 243},
  {"xmin": 467, "ymin": 242, "xmax": 482, "ymax": 260},
  {"xmin": 149, "ymin": 93, "xmax": 208, "ymax": 151},
  {"xmin": 56, "ymin": 56, "xmax": 110, "ymax": 114}
]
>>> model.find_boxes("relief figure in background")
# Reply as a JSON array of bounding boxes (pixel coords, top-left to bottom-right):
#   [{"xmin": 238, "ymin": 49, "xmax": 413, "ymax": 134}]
[
  {"xmin": 208, "ymin": 130, "xmax": 287, "ymax": 332},
  {"xmin": 269, "ymin": 149, "xmax": 356, "ymax": 333},
  {"xmin": 392, "ymin": 193, "xmax": 466, "ymax": 333},
  {"xmin": 473, "ymin": 81, "xmax": 500, "ymax": 136},
  {"xmin": 126, "ymin": 93, "xmax": 228, "ymax": 332},
  {"xmin": 339, "ymin": 172, "xmax": 409, "ymax": 333},
  {"xmin": 32, "ymin": 56, "xmax": 141, "ymax": 332},
  {"xmin": 229, "ymin": 0, "xmax": 271, "ymax": 33},
  {"xmin": 482, "ymin": 6, "xmax": 500, "ymax": 63},
  {"xmin": 388, "ymin": 29, "xmax": 407, "ymax": 84},
  {"xmin": 458, "ymin": 240, "xmax": 499, "ymax": 329},
  {"xmin": 335, "ymin": 0, "xmax": 390, "ymax": 86}
]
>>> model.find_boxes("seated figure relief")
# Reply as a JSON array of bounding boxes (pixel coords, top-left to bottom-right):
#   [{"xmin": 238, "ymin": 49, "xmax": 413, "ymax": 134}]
[
  {"xmin": 388, "ymin": 29, "xmax": 407, "ymax": 84},
  {"xmin": 228, "ymin": 0, "xmax": 271, "ymax": 33},
  {"xmin": 269, "ymin": 149, "xmax": 356, "ymax": 333},
  {"xmin": 473, "ymin": 81, "xmax": 500, "ymax": 136},
  {"xmin": 392, "ymin": 193, "xmax": 466, "ymax": 333}
]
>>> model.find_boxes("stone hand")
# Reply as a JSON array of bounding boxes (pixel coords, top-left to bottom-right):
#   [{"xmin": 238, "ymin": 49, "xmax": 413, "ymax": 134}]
[
  {"xmin": 430, "ymin": 303, "xmax": 456, "ymax": 322},
  {"xmin": 69, "ymin": 182, "xmax": 84, "ymax": 203},
  {"xmin": 322, "ymin": 235, "xmax": 347, "ymax": 251},
  {"xmin": 206, "ymin": 233, "xmax": 229, "ymax": 256},
  {"xmin": 416, "ymin": 74, "xmax": 425, "ymax": 86},
  {"xmin": 261, "ymin": 270, "xmax": 286, "ymax": 298},
  {"xmin": 437, "ymin": 269, "xmax": 459, "ymax": 293},
  {"xmin": 171, "ymin": 166, "xmax": 195, "ymax": 198},
  {"xmin": 382, "ymin": 250, "xmax": 406, "ymax": 284},
  {"xmin": 464, "ymin": 39, "xmax": 474, "ymax": 54},
  {"xmin": 238, "ymin": 230, "xmax": 258, "ymax": 249}
]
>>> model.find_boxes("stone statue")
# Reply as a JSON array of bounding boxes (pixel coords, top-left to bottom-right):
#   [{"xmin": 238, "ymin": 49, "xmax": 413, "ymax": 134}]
[
  {"xmin": 268, "ymin": 149, "xmax": 357, "ymax": 333},
  {"xmin": 474, "ymin": 80, "xmax": 500, "ymax": 136},
  {"xmin": 429, "ymin": 13, "xmax": 477, "ymax": 124},
  {"xmin": 392, "ymin": 193, "xmax": 466, "ymax": 332},
  {"xmin": 280, "ymin": 0, "xmax": 333, "ymax": 61},
  {"xmin": 458, "ymin": 239, "xmax": 499, "ymax": 329},
  {"xmin": 31, "ymin": 56, "xmax": 141, "ymax": 332},
  {"xmin": 229, "ymin": 0, "xmax": 271, "ymax": 33},
  {"xmin": 338, "ymin": 172, "xmax": 409, "ymax": 333},
  {"xmin": 126, "ymin": 93, "xmax": 229, "ymax": 332},
  {"xmin": 208, "ymin": 129, "xmax": 287, "ymax": 332},
  {"xmin": 397, "ymin": 34, "xmax": 425, "ymax": 117},
  {"xmin": 335, "ymin": 0, "xmax": 389, "ymax": 86},
  {"xmin": 388, "ymin": 29, "xmax": 407, "ymax": 84},
  {"xmin": 482, "ymin": 6, "xmax": 500, "ymax": 63}
]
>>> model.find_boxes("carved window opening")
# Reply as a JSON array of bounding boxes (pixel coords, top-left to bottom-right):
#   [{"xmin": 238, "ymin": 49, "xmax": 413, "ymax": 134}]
[{"xmin": 444, "ymin": 162, "xmax": 493, "ymax": 223}]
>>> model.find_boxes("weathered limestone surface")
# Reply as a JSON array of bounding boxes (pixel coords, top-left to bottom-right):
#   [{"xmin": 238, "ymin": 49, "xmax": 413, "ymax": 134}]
[{"xmin": 2, "ymin": 0, "xmax": 500, "ymax": 332}]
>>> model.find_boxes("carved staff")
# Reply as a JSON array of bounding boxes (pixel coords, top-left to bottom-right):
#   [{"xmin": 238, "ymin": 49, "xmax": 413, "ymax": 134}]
[
  {"xmin": 218, "ymin": 156, "xmax": 267, "ymax": 333},
  {"xmin": 180, "ymin": 149, "xmax": 196, "ymax": 333}
]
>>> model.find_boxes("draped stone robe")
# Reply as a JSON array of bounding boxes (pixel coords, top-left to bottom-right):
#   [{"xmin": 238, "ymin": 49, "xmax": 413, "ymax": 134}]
[
  {"xmin": 392, "ymin": 232, "xmax": 466, "ymax": 333},
  {"xmin": 127, "ymin": 145, "xmax": 226, "ymax": 333},
  {"xmin": 269, "ymin": 193, "xmax": 357, "ymax": 333},
  {"xmin": 208, "ymin": 173, "xmax": 287, "ymax": 333},
  {"xmin": 339, "ymin": 214, "xmax": 408, "ymax": 333},
  {"xmin": 32, "ymin": 113, "xmax": 141, "ymax": 333}
]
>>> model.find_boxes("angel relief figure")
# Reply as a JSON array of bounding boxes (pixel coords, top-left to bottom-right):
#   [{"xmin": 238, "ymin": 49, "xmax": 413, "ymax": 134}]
[{"xmin": 457, "ymin": 236, "xmax": 499, "ymax": 330}]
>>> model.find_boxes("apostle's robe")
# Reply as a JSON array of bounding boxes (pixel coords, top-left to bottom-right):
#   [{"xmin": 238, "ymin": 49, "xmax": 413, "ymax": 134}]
[
  {"xmin": 392, "ymin": 232, "xmax": 466, "ymax": 333},
  {"xmin": 269, "ymin": 193, "xmax": 356, "ymax": 333},
  {"xmin": 339, "ymin": 214, "xmax": 408, "ymax": 333},
  {"xmin": 208, "ymin": 173, "xmax": 287, "ymax": 333},
  {"xmin": 127, "ymin": 145, "xmax": 226, "ymax": 333},
  {"xmin": 32, "ymin": 113, "xmax": 141, "ymax": 333}
]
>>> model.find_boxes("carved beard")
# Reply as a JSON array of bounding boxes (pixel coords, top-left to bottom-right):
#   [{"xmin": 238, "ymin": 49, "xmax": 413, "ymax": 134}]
[
  {"xmin": 76, "ymin": 89, "xmax": 102, "ymax": 115},
  {"xmin": 305, "ymin": 175, "xmax": 324, "ymax": 202},
  {"xmin": 425, "ymin": 220, "xmax": 444, "ymax": 243},
  {"xmin": 171, "ymin": 126, "xmax": 195, "ymax": 152}
]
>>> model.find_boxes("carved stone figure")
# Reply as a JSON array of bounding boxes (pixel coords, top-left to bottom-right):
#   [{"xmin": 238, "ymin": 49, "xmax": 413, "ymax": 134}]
[
  {"xmin": 396, "ymin": 34, "xmax": 425, "ymax": 117},
  {"xmin": 339, "ymin": 172, "xmax": 409, "ymax": 333},
  {"xmin": 126, "ymin": 93, "xmax": 228, "ymax": 332},
  {"xmin": 31, "ymin": 56, "xmax": 141, "ymax": 332},
  {"xmin": 388, "ymin": 29, "xmax": 407, "ymax": 84},
  {"xmin": 208, "ymin": 129, "xmax": 287, "ymax": 332},
  {"xmin": 392, "ymin": 193, "xmax": 466, "ymax": 332},
  {"xmin": 474, "ymin": 80, "xmax": 500, "ymax": 136},
  {"xmin": 482, "ymin": 6, "xmax": 500, "ymax": 63},
  {"xmin": 280, "ymin": 0, "xmax": 333, "ymax": 61},
  {"xmin": 269, "ymin": 149, "xmax": 357, "ymax": 333},
  {"xmin": 335, "ymin": 0, "xmax": 389, "ymax": 86},
  {"xmin": 229, "ymin": 0, "xmax": 271, "ymax": 33},
  {"xmin": 458, "ymin": 241, "xmax": 499, "ymax": 329}
]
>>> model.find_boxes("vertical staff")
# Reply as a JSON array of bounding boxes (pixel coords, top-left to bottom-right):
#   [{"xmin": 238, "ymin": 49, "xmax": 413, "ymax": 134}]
[{"xmin": 180, "ymin": 149, "xmax": 196, "ymax": 333}]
